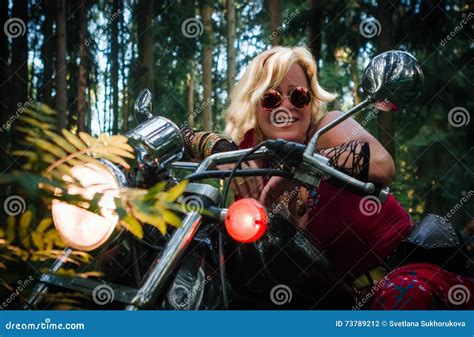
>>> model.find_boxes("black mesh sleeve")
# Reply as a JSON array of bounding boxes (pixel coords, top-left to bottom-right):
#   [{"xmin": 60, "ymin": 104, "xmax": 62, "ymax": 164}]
[{"xmin": 318, "ymin": 140, "xmax": 370, "ymax": 181}]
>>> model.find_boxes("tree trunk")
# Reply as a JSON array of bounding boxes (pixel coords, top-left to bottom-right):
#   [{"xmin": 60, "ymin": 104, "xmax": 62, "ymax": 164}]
[
  {"xmin": 55, "ymin": 0, "xmax": 67, "ymax": 131},
  {"xmin": 376, "ymin": 0, "xmax": 395, "ymax": 158},
  {"xmin": 10, "ymin": 0, "xmax": 28, "ymax": 166},
  {"xmin": 201, "ymin": 0, "xmax": 213, "ymax": 131},
  {"xmin": 40, "ymin": 0, "xmax": 55, "ymax": 107},
  {"xmin": 11, "ymin": 0, "xmax": 28, "ymax": 108},
  {"xmin": 76, "ymin": 0, "xmax": 89, "ymax": 132},
  {"xmin": 187, "ymin": 60, "xmax": 195, "ymax": 128},
  {"xmin": 226, "ymin": 0, "xmax": 236, "ymax": 95},
  {"xmin": 111, "ymin": 0, "xmax": 120, "ymax": 134},
  {"xmin": 0, "ymin": 0, "xmax": 10, "ymax": 162},
  {"xmin": 350, "ymin": 57, "xmax": 360, "ymax": 105},
  {"xmin": 120, "ymin": 5, "xmax": 128, "ymax": 132},
  {"xmin": 267, "ymin": 0, "xmax": 282, "ymax": 46},
  {"xmin": 308, "ymin": 0, "xmax": 323, "ymax": 62},
  {"xmin": 136, "ymin": 0, "xmax": 154, "ymax": 94}
]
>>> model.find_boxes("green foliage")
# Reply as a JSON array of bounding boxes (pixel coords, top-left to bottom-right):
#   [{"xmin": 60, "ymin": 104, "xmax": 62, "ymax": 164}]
[{"xmin": 1, "ymin": 105, "xmax": 187, "ymax": 270}]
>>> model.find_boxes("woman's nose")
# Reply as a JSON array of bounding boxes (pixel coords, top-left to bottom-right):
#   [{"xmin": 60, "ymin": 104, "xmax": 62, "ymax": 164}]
[{"xmin": 280, "ymin": 95, "xmax": 294, "ymax": 109}]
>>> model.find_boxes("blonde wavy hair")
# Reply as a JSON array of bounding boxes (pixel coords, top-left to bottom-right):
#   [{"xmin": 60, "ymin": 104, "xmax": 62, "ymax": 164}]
[{"xmin": 223, "ymin": 46, "xmax": 336, "ymax": 144}]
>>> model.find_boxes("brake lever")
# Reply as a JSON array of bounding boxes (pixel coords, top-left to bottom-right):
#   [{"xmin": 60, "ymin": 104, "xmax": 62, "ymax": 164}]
[{"xmin": 295, "ymin": 153, "xmax": 390, "ymax": 202}]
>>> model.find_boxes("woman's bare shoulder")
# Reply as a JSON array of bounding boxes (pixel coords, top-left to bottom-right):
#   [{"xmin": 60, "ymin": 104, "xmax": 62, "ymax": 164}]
[{"xmin": 315, "ymin": 110, "xmax": 344, "ymax": 129}]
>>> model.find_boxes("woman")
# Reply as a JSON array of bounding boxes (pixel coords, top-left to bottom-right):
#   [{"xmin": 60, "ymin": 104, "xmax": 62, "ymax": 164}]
[{"xmin": 219, "ymin": 46, "xmax": 473, "ymax": 309}]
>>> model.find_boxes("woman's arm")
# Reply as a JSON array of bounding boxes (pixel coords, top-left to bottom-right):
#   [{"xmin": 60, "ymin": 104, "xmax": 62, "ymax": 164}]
[{"xmin": 314, "ymin": 110, "xmax": 395, "ymax": 186}]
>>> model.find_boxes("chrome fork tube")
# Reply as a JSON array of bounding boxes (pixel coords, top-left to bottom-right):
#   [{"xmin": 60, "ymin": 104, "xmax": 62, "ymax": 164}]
[
  {"xmin": 25, "ymin": 248, "xmax": 73, "ymax": 309},
  {"xmin": 125, "ymin": 211, "xmax": 202, "ymax": 310}
]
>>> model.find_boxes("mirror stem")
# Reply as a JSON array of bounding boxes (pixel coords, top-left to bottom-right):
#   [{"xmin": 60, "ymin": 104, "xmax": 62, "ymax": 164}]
[{"xmin": 305, "ymin": 98, "xmax": 371, "ymax": 156}]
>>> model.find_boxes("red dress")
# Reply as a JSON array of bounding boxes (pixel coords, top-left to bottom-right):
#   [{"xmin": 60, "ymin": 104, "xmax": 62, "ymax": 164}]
[
  {"xmin": 306, "ymin": 181, "xmax": 474, "ymax": 309},
  {"xmin": 238, "ymin": 129, "xmax": 474, "ymax": 309}
]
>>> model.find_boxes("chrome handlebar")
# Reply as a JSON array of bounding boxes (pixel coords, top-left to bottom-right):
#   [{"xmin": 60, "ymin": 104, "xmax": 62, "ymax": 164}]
[{"xmin": 193, "ymin": 145, "xmax": 389, "ymax": 202}]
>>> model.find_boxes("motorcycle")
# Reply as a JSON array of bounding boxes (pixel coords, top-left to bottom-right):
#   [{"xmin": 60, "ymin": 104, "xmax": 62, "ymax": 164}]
[{"xmin": 25, "ymin": 50, "xmax": 426, "ymax": 310}]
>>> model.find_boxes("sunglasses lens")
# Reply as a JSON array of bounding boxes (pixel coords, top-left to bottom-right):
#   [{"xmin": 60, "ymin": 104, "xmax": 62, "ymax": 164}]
[
  {"xmin": 262, "ymin": 90, "xmax": 282, "ymax": 110},
  {"xmin": 291, "ymin": 87, "xmax": 311, "ymax": 108}
]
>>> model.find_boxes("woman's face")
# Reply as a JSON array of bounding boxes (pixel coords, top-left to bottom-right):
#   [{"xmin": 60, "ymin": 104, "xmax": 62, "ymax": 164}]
[{"xmin": 256, "ymin": 63, "xmax": 312, "ymax": 143}]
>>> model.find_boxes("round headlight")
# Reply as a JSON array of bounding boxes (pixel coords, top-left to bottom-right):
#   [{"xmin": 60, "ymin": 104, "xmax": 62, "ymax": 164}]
[{"xmin": 52, "ymin": 163, "xmax": 121, "ymax": 251}]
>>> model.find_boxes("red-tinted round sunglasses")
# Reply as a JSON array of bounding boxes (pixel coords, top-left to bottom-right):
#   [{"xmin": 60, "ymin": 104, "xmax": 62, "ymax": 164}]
[{"xmin": 261, "ymin": 86, "xmax": 311, "ymax": 111}]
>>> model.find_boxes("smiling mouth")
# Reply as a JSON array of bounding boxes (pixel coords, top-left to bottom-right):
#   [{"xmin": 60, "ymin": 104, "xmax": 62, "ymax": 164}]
[
  {"xmin": 274, "ymin": 117, "xmax": 298, "ymax": 125},
  {"xmin": 270, "ymin": 108, "xmax": 299, "ymax": 126}
]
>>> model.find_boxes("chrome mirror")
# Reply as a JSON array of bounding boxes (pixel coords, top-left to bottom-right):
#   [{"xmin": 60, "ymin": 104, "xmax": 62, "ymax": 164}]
[
  {"xmin": 134, "ymin": 89, "xmax": 153, "ymax": 123},
  {"xmin": 305, "ymin": 50, "xmax": 424, "ymax": 156},
  {"xmin": 362, "ymin": 50, "xmax": 424, "ymax": 110}
]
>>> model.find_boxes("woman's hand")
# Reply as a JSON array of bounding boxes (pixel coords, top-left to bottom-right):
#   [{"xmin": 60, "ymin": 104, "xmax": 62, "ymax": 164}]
[
  {"xmin": 260, "ymin": 177, "xmax": 309, "ymax": 229},
  {"xmin": 258, "ymin": 176, "xmax": 299, "ymax": 208},
  {"xmin": 219, "ymin": 163, "xmax": 309, "ymax": 229},
  {"xmin": 217, "ymin": 160, "xmax": 265, "ymax": 200}
]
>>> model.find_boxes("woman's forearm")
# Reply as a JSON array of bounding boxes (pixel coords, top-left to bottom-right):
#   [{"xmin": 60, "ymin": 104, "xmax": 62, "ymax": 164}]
[{"xmin": 318, "ymin": 140, "xmax": 395, "ymax": 186}]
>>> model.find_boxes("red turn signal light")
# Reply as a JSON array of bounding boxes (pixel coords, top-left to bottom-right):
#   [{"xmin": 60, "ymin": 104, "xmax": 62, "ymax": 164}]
[{"xmin": 225, "ymin": 198, "xmax": 267, "ymax": 243}]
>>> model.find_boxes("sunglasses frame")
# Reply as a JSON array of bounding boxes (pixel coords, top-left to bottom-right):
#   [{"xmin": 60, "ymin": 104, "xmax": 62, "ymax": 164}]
[{"xmin": 261, "ymin": 86, "xmax": 312, "ymax": 111}]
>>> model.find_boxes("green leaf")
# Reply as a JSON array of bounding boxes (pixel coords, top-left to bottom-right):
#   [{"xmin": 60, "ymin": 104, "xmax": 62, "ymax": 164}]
[
  {"xmin": 31, "ymin": 231, "xmax": 44, "ymax": 250},
  {"xmin": 19, "ymin": 210, "xmax": 33, "ymax": 247},
  {"xmin": 144, "ymin": 181, "xmax": 167, "ymax": 201},
  {"xmin": 132, "ymin": 210, "xmax": 167, "ymax": 235},
  {"xmin": 16, "ymin": 126, "xmax": 40, "ymax": 137},
  {"xmin": 102, "ymin": 146, "xmax": 135, "ymax": 159},
  {"xmin": 23, "ymin": 108, "xmax": 56, "ymax": 124},
  {"xmin": 62, "ymin": 129, "xmax": 87, "ymax": 151},
  {"xmin": 93, "ymin": 148, "xmax": 130, "ymax": 169},
  {"xmin": 27, "ymin": 137, "xmax": 67, "ymax": 158},
  {"xmin": 37, "ymin": 218, "xmax": 53, "ymax": 232},
  {"xmin": 6, "ymin": 216, "xmax": 15, "ymax": 243},
  {"xmin": 44, "ymin": 130, "xmax": 77, "ymax": 153},
  {"xmin": 121, "ymin": 216, "xmax": 144, "ymax": 239},
  {"xmin": 162, "ymin": 180, "xmax": 188, "ymax": 202},
  {"xmin": 160, "ymin": 208, "xmax": 182, "ymax": 227},
  {"xmin": 78, "ymin": 132, "xmax": 98, "ymax": 147},
  {"xmin": 11, "ymin": 150, "xmax": 38, "ymax": 161},
  {"xmin": 19, "ymin": 116, "xmax": 51, "ymax": 130}
]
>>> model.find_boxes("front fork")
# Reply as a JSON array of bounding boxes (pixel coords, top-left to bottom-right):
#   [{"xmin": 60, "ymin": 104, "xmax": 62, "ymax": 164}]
[
  {"xmin": 125, "ymin": 211, "xmax": 202, "ymax": 309},
  {"xmin": 25, "ymin": 248, "xmax": 73, "ymax": 309},
  {"xmin": 25, "ymin": 211, "xmax": 204, "ymax": 310}
]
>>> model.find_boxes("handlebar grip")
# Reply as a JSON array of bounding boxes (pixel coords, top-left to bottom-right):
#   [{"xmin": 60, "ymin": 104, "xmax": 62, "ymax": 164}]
[
  {"xmin": 327, "ymin": 176, "xmax": 390, "ymax": 202},
  {"xmin": 265, "ymin": 139, "xmax": 305, "ymax": 166}
]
